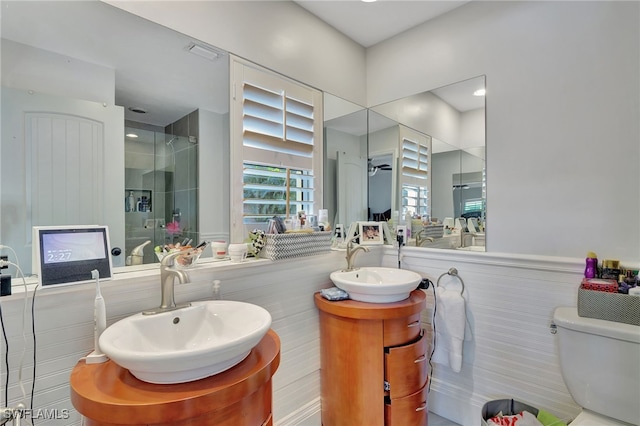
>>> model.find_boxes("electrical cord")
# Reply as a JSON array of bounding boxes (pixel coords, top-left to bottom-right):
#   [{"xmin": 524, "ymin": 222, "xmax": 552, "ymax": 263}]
[
  {"xmin": 428, "ymin": 280, "xmax": 437, "ymax": 393},
  {"xmin": 30, "ymin": 284, "xmax": 39, "ymax": 425},
  {"xmin": 0, "ymin": 302, "xmax": 9, "ymax": 408},
  {"xmin": 394, "ymin": 238, "xmax": 437, "ymax": 393},
  {"xmin": 0, "ymin": 245, "xmax": 20, "ymax": 271},
  {"xmin": 0, "ymin": 255, "xmax": 36, "ymax": 425}
]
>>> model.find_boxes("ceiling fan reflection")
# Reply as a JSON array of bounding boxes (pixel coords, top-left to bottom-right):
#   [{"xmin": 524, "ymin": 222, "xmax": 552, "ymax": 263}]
[{"xmin": 368, "ymin": 159, "xmax": 392, "ymax": 176}]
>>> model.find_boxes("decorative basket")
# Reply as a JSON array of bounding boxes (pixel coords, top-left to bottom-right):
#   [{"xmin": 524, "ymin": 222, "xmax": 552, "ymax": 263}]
[
  {"xmin": 258, "ymin": 231, "xmax": 332, "ymax": 260},
  {"xmin": 577, "ymin": 287, "xmax": 640, "ymax": 326},
  {"xmin": 420, "ymin": 225, "xmax": 444, "ymax": 239}
]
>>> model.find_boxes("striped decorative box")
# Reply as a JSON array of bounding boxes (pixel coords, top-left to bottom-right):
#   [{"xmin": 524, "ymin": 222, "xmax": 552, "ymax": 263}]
[
  {"xmin": 258, "ymin": 231, "xmax": 333, "ymax": 260},
  {"xmin": 421, "ymin": 225, "xmax": 444, "ymax": 238},
  {"xmin": 577, "ymin": 286, "xmax": 640, "ymax": 326}
]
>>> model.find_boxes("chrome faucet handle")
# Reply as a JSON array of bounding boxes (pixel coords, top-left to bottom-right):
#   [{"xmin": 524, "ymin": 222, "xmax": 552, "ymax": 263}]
[{"xmin": 160, "ymin": 250, "xmax": 183, "ymax": 267}]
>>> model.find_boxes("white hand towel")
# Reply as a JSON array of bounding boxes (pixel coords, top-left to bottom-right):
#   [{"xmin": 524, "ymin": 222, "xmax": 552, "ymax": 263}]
[{"xmin": 432, "ymin": 286, "xmax": 466, "ymax": 373}]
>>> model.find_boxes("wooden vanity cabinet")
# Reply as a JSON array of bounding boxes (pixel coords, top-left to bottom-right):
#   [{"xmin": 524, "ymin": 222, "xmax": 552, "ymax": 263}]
[
  {"xmin": 314, "ymin": 290, "xmax": 428, "ymax": 426},
  {"xmin": 70, "ymin": 330, "xmax": 280, "ymax": 426}
]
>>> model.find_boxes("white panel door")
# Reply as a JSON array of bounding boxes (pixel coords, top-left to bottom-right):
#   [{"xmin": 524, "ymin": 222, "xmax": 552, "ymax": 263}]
[
  {"xmin": 336, "ymin": 151, "xmax": 367, "ymax": 227},
  {"xmin": 1, "ymin": 88, "xmax": 125, "ymax": 273}
]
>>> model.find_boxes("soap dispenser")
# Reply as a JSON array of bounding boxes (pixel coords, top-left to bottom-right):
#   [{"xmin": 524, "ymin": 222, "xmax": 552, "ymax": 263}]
[{"xmin": 212, "ymin": 280, "xmax": 222, "ymax": 300}]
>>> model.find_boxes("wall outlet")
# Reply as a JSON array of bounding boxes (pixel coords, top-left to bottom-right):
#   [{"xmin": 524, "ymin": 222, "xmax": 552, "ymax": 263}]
[
  {"xmin": 0, "ymin": 255, "xmax": 7, "ymax": 269},
  {"xmin": 396, "ymin": 225, "xmax": 407, "ymax": 245}
]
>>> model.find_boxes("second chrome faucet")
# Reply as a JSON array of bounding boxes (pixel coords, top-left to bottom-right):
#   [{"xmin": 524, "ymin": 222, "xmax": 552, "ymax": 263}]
[{"xmin": 344, "ymin": 235, "xmax": 370, "ymax": 271}]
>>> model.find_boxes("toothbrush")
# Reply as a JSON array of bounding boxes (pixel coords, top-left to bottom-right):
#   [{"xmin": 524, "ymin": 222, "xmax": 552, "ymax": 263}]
[
  {"xmin": 91, "ymin": 269, "xmax": 106, "ymax": 358},
  {"xmin": 194, "ymin": 240, "xmax": 209, "ymax": 250}
]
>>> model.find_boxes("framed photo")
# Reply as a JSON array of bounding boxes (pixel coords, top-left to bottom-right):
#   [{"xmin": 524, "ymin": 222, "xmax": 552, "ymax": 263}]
[{"xmin": 358, "ymin": 221, "xmax": 384, "ymax": 245}]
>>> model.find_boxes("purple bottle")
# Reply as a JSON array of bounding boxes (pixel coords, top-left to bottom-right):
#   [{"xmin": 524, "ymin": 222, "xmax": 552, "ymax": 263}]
[{"xmin": 584, "ymin": 255, "xmax": 598, "ymax": 279}]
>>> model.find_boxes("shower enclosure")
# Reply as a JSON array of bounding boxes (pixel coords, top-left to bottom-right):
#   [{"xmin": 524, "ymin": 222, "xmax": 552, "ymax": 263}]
[{"xmin": 124, "ymin": 125, "xmax": 199, "ymax": 264}]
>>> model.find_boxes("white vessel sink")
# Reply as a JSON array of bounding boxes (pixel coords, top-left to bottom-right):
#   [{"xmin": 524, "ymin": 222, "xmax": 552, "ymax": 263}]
[
  {"xmin": 99, "ymin": 300, "xmax": 272, "ymax": 384},
  {"xmin": 330, "ymin": 267, "xmax": 422, "ymax": 303}
]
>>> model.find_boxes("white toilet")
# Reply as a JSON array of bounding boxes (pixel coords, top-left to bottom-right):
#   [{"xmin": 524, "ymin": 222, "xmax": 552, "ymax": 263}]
[{"xmin": 553, "ymin": 307, "xmax": 640, "ymax": 425}]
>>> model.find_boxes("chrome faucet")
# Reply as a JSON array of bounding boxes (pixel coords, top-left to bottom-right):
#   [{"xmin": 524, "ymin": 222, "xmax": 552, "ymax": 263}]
[
  {"xmin": 344, "ymin": 235, "xmax": 370, "ymax": 271},
  {"xmin": 143, "ymin": 251, "xmax": 191, "ymax": 315},
  {"xmin": 460, "ymin": 231, "xmax": 474, "ymax": 248},
  {"xmin": 415, "ymin": 229, "xmax": 435, "ymax": 247}
]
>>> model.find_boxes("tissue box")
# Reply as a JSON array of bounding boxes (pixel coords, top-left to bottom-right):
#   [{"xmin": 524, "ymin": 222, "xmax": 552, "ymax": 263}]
[
  {"xmin": 577, "ymin": 286, "xmax": 640, "ymax": 326},
  {"xmin": 258, "ymin": 231, "xmax": 332, "ymax": 260}
]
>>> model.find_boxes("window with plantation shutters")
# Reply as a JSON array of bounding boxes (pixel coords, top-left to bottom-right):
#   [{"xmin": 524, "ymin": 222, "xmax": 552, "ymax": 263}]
[
  {"xmin": 399, "ymin": 125, "xmax": 430, "ymax": 219},
  {"xmin": 230, "ymin": 57, "xmax": 323, "ymax": 240},
  {"xmin": 401, "ymin": 137, "xmax": 428, "ymax": 180}
]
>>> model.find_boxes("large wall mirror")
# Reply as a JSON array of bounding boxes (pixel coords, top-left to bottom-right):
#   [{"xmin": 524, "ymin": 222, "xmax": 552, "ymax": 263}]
[
  {"xmin": 323, "ymin": 94, "xmax": 368, "ymax": 228},
  {"xmin": 1, "ymin": 1, "xmax": 230, "ymax": 274},
  {"xmin": 323, "ymin": 76, "xmax": 486, "ymax": 251},
  {"xmin": 369, "ymin": 75, "xmax": 486, "ymax": 250}
]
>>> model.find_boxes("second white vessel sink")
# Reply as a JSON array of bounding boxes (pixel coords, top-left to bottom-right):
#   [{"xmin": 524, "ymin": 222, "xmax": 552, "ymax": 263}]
[
  {"xmin": 99, "ymin": 300, "xmax": 272, "ymax": 384},
  {"xmin": 330, "ymin": 267, "xmax": 422, "ymax": 303}
]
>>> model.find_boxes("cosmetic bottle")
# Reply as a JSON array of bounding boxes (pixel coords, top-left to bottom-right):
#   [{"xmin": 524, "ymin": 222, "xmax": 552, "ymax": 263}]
[
  {"xmin": 584, "ymin": 252, "xmax": 598, "ymax": 279},
  {"xmin": 127, "ymin": 191, "xmax": 135, "ymax": 212}
]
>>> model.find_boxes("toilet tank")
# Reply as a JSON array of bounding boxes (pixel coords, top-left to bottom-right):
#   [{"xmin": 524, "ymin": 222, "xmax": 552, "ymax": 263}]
[{"xmin": 553, "ymin": 307, "xmax": 640, "ymax": 425}]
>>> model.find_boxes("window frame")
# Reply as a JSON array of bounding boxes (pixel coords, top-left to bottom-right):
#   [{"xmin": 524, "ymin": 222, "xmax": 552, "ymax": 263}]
[{"xmin": 230, "ymin": 56, "xmax": 323, "ymax": 241}]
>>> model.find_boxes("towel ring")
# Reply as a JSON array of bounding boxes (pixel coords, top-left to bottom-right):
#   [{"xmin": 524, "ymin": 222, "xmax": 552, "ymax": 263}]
[{"xmin": 436, "ymin": 267, "xmax": 465, "ymax": 296}]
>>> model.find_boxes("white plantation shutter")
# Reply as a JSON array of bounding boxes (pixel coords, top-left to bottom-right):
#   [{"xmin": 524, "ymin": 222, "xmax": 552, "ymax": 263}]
[
  {"xmin": 231, "ymin": 58, "xmax": 323, "ymax": 239},
  {"xmin": 401, "ymin": 137, "xmax": 429, "ymax": 181},
  {"xmin": 399, "ymin": 125, "xmax": 431, "ymax": 218},
  {"xmin": 242, "ymin": 79, "xmax": 315, "ymax": 170}
]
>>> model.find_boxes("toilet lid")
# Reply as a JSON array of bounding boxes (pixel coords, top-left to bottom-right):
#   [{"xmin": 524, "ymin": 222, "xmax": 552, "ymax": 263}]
[{"xmin": 570, "ymin": 410, "xmax": 633, "ymax": 426}]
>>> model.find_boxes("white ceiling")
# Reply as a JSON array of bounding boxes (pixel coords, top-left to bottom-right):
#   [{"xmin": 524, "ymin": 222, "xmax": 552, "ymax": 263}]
[
  {"xmin": 1, "ymin": 1, "xmax": 229, "ymax": 127},
  {"xmin": 1, "ymin": 1, "xmax": 481, "ymax": 128},
  {"xmin": 295, "ymin": 0, "xmax": 484, "ymax": 113},
  {"xmin": 294, "ymin": 0, "xmax": 471, "ymax": 48}
]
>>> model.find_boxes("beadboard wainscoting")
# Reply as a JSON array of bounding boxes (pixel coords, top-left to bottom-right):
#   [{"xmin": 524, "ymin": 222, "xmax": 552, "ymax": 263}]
[
  {"xmin": 0, "ymin": 249, "xmax": 377, "ymax": 425},
  {"xmin": 0, "ymin": 246, "xmax": 598, "ymax": 425},
  {"xmin": 383, "ymin": 247, "xmax": 585, "ymax": 426}
]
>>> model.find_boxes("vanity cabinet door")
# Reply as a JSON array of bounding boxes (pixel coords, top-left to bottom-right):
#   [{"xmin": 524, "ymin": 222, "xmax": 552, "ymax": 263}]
[
  {"xmin": 384, "ymin": 385, "xmax": 428, "ymax": 426},
  {"xmin": 383, "ymin": 312, "xmax": 421, "ymax": 347},
  {"xmin": 385, "ymin": 334, "xmax": 428, "ymax": 399}
]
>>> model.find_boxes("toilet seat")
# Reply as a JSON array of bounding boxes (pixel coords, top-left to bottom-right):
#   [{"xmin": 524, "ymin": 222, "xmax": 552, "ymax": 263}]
[{"xmin": 570, "ymin": 409, "xmax": 634, "ymax": 426}]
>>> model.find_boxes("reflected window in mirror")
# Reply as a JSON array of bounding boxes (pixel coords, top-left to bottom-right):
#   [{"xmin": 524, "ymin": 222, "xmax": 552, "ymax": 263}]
[
  {"xmin": 399, "ymin": 125, "xmax": 431, "ymax": 220},
  {"xmin": 369, "ymin": 76, "xmax": 486, "ymax": 250}
]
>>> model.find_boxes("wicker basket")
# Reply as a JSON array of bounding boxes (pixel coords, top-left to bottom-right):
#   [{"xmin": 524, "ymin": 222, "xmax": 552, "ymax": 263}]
[
  {"xmin": 258, "ymin": 231, "xmax": 332, "ymax": 260},
  {"xmin": 577, "ymin": 287, "xmax": 640, "ymax": 326}
]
